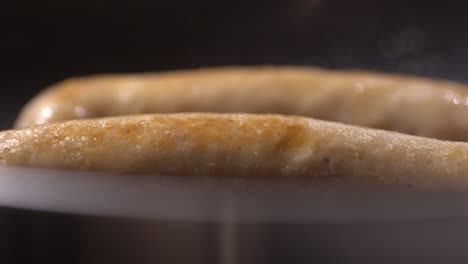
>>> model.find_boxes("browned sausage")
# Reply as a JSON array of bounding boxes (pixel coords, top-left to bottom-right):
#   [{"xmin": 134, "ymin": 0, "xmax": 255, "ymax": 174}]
[
  {"xmin": 15, "ymin": 66, "xmax": 468, "ymax": 141},
  {"xmin": 2, "ymin": 113, "xmax": 468, "ymax": 190}
]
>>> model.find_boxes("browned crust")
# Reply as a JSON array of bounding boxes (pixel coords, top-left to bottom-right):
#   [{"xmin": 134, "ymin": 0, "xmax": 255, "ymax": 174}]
[{"xmin": 2, "ymin": 113, "xmax": 468, "ymax": 189}]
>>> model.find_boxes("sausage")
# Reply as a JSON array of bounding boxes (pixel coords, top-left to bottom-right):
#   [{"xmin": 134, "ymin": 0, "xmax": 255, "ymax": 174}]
[
  {"xmin": 14, "ymin": 66, "xmax": 468, "ymax": 141},
  {"xmin": 2, "ymin": 113, "xmax": 468, "ymax": 190}
]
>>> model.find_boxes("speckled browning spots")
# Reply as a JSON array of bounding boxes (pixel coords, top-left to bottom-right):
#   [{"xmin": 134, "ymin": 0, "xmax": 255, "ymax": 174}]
[
  {"xmin": 2, "ymin": 113, "xmax": 468, "ymax": 189},
  {"xmin": 274, "ymin": 124, "xmax": 308, "ymax": 151}
]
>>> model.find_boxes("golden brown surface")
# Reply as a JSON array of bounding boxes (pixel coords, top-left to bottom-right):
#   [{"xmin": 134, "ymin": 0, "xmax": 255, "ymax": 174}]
[
  {"xmin": 2, "ymin": 113, "xmax": 468, "ymax": 189},
  {"xmin": 15, "ymin": 66, "xmax": 468, "ymax": 141}
]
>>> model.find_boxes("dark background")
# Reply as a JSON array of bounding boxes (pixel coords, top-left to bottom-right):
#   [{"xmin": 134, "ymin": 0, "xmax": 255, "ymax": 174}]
[
  {"xmin": 2, "ymin": 0, "xmax": 468, "ymax": 129},
  {"xmin": 2, "ymin": 0, "xmax": 468, "ymax": 263}
]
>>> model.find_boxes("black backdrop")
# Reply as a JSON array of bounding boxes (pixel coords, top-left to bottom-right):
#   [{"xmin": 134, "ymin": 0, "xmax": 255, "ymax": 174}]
[
  {"xmin": 2, "ymin": 0, "xmax": 468, "ymax": 263},
  {"xmin": 2, "ymin": 0, "xmax": 468, "ymax": 129}
]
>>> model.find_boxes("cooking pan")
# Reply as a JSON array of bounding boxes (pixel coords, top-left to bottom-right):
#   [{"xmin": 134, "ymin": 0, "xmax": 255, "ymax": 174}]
[
  {"xmin": 2, "ymin": 166, "xmax": 468, "ymax": 264},
  {"xmin": 2, "ymin": 0, "xmax": 468, "ymax": 263}
]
